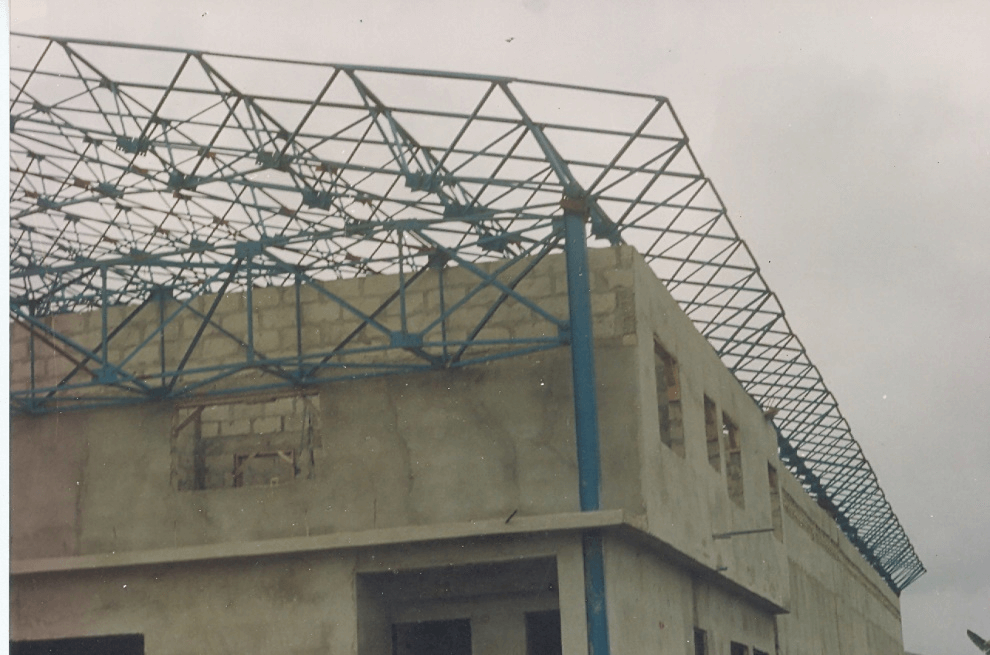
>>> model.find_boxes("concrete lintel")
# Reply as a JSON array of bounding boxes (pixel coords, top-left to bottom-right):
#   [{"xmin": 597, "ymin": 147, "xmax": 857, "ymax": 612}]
[{"xmin": 10, "ymin": 509, "xmax": 626, "ymax": 576}]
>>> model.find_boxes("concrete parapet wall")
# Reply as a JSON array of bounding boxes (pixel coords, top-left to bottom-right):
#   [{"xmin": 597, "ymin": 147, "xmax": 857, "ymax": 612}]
[{"xmin": 9, "ymin": 249, "xmax": 631, "ymax": 394}]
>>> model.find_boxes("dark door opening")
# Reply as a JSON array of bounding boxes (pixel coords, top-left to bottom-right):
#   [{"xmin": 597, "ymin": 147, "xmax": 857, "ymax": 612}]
[
  {"xmin": 694, "ymin": 628, "xmax": 708, "ymax": 655},
  {"xmin": 11, "ymin": 634, "xmax": 144, "ymax": 655},
  {"xmin": 526, "ymin": 610, "xmax": 562, "ymax": 655},
  {"xmin": 730, "ymin": 641, "xmax": 750, "ymax": 655},
  {"xmin": 393, "ymin": 619, "xmax": 471, "ymax": 655}
]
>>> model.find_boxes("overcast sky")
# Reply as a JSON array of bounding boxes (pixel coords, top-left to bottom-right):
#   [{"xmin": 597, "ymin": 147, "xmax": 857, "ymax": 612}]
[{"xmin": 9, "ymin": 1, "xmax": 990, "ymax": 653}]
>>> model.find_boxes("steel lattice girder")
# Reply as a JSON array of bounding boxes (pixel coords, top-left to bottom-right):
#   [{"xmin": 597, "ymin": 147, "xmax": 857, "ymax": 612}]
[{"xmin": 8, "ymin": 33, "xmax": 924, "ymax": 593}]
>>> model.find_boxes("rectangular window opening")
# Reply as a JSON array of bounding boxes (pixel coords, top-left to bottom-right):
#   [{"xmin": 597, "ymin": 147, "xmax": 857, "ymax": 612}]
[
  {"xmin": 768, "ymin": 463, "xmax": 783, "ymax": 541},
  {"xmin": 730, "ymin": 642, "xmax": 750, "ymax": 655},
  {"xmin": 693, "ymin": 628, "xmax": 708, "ymax": 655},
  {"xmin": 723, "ymin": 413, "xmax": 744, "ymax": 507},
  {"xmin": 704, "ymin": 396, "xmax": 721, "ymax": 472},
  {"xmin": 654, "ymin": 339, "xmax": 684, "ymax": 457},
  {"xmin": 172, "ymin": 391, "xmax": 320, "ymax": 491}
]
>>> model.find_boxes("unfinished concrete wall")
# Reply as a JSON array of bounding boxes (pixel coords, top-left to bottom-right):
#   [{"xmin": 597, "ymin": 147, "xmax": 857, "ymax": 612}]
[
  {"xmin": 603, "ymin": 536, "xmax": 696, "ymax": 655},
  {"xmin": 625, "ymin": 250, "xmax": 789, "ymax": 607},
  {"xmin": 10, "ymin": 552, "xmax": 359, "ymax": 653},
  {"xmin": 9, "ymin": 245, "xmax": 905, "ymax": 655},
  {"xmin": 9, "ymin": 346, "xmax": 641, "ymax": 558},
  {"xmin": 9, "ymin": 251, "xmax": 626, "ymax": 396},
  {"xmin": 10, "ymin": 532, "xmax": 592, "ymax": 655},
  {"xmin": 619, "ymin": 248, "xmax": 903, "ymax": 654},
  {"xmin": 9, "ymin": 248, "xmax": 642, "ymax": 560},
  {"xmin": 774, "ymin": 469, "xmax": 905, "ymax": 655}
]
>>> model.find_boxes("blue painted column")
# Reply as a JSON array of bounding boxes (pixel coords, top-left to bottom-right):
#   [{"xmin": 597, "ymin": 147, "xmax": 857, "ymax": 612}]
[{"xmin": 563, "ymin": 207, "xmax": 612, "ymax": 655}]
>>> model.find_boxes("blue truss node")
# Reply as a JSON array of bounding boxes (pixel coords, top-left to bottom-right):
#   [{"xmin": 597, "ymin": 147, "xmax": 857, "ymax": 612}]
[{"xmin": 8, "ymin": 32, "xmax": 923, "ymax": 594}]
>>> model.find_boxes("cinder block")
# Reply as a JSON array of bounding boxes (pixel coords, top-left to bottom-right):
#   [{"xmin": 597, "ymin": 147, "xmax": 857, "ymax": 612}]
[
  {"xmin": 536, "ymin": 296, "xmax": 569, "ymax": 320},
  {"xmin": 178, "ymin": 315, "xmax": 210, "ymax": 341},
  {"xmin": 252, "ymin": 329, "xmax": 282, "ymax": 355},
  {"xmin": 303, "ymin": 301, "xmax": 342, "ymax": 325},
  {"xmin": 252, "ymin": 286, "xmax": 284, "ymax": 309},
  {"xmin": 258, "ymin": 310, "xmax": 295, "ymax": 332},
  {"xmin": 591, "ymin": 293, "xmax": 617, "ymax": 315},
  {"xmin": 224, "ymin": 417, "xmax": 252, "ymax": 436},
  {"xmin": 437, "ymin": 265, "xmax": 477, "ymax": 290},
  {"xmin": 200, "ymin": 421, "xmax": 221, "ymax": 438},
  {"xmin": 201, "ymin": 403, "xmax": 230, "ymax": 423},
  {"xmin": 511, "ymin": 323, "xmax": 556, "ymax": 341},
  {"xmin": 346, "ymin": 294, "xmax": 390, "ymax": 318},
  {"xmin": 586, "ymin": 247, "xmax": 618, "ymax": 270},
  {"xmin": 300, "ymin": 326, "xmax": 325, "ymax": 350},
  {"xmin": 361, "ymin": 272, "xmax": 400, "ymax": 298},
  {"xmin": 515, "ymin": 274, "xmax": 554, "ymax": 298},
  {"xmin": 220, "ymin": 313, "xmax": 248, "ymax": 335},
  {"xmin": 266, "ymin": 396, "xmax": 298, "ymax": 417},
  {"xmin": 252, "ymin": 415, "xmax": 283, "ymax": 435},
  {"xmin": 199, "ymin": 335, "xmax": 241, "ymax": 359},
  {"xmin": 390, "ymin": 291, "xmax": 425, "ymax": 316},
  {"xmin": 603, "ymin": 268, "xmax": 634, "ymax": 289},
  {"xmin": 615, "ymin": 288, "xmax": 636, "ymax": 334},
  {"xmin": 616, "ymin": 244, "xmax": 636, "ymax": 267},
  {"xmin": 214, "ymin": 292, "xmax": 245, "ymax": 316},
  {"xmin": 422, "ymin": 289, "xmax": 444, "ymax": 311},
  {"xmin": 298, "ymin": 284, "xmax": 321, "ymax": 305},
  {"xmin": 593, "ymin": 313, "xmax": 617, "ymax": 337},
  {"xmin": 52, "ymin": 313, "xmax": 87, "ymax": 336},
  {"xmin": 473, "ymin": 326, "xmax": 511, "ymax": 342},
  {"xmin": 321, "ymin": 277, "xmax": 363, "ymax": 301},
  {"xmin": 283, "ymin": 414, "xmax": 304, "ymax": 434}
]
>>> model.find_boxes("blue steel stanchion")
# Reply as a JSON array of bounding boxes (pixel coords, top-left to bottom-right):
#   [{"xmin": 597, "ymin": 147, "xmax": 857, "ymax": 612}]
[{"xmin": 562, "ymin": 205, "xmax": 612, "ymax": 655}]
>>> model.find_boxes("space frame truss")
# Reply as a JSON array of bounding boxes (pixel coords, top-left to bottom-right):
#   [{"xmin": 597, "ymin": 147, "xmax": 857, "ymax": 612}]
[{"xmin": 8, "ymin": 33, "xmax": 924, "ymax": 592}]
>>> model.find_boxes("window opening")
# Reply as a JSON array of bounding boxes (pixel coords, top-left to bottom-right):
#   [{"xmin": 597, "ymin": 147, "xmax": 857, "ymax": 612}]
[
  {"xmin": 359, "ymin": 558, "xmax": 558, "ymax": 655},
  {"xmin": 768, "ymin": 464, "xmax": 783, "ymax": 541},
  {"xmin": 392, "ymin": 619, "xmax": 471, "ymax": 655},
  {"xmin": 730, "ymin": 642, "xmax": 750, "ymax": 655},
  {"xmin": 654, "ymin": 340, "xmax": 684, "ymax": 456},
  {"xmin": 172, "ymin": 392, "xmax": 319, "ymax": 491},
  {"xmin": 754, "ymin": 649, "xmax": 770, "ymax": 655},
  {"xmin": 723, "ymin": 412, "xmax": 744, "ymax": 507},
  {"xmin": 704, "ymin": 396, "xmax": 721, "ymax": 472},
  {"xmin": 526, "ymin": 610, "xmax": 562, "ymax": 655},
  {"xmin": 233, "ymin": 449, "xmax": 297, "ymax": 487},
  {"xmin": 693, "ymin": 628, "xmax": 708, "ymax": 655}
]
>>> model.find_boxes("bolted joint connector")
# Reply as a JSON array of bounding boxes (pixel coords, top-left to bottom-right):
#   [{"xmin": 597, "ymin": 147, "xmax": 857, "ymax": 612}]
[{"xmin": 560, "ymin": 195, "xmax": 589, "ymax": 218}]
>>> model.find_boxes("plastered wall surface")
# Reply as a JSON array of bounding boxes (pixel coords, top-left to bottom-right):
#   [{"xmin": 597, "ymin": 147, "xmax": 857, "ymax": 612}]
[
  {"xmin": 9, "ymin": 345, "xmax": 640, "ymax": 559},
  {"xmin": 10, "ymin": 553, "xmax": 359, "ymax": 653},
  {"xmin": 10, "ymin": 246, "xmax": 904, "ymax": 654},
  {"xmin": 11, "ymin": 534, "xmax": 590, "ymax": 655}
]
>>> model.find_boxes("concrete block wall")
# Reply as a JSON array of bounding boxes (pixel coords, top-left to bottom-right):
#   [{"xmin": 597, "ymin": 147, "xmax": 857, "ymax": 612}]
[{"xmin": 9, "ymin": 249, "xmax": 630, "ymax": 395}]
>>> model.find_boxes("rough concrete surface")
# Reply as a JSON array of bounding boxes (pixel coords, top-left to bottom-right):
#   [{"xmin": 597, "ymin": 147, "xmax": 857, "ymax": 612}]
[{"xmin": 10, "ymin": 246, "xmax": 905, "ymax": 654}]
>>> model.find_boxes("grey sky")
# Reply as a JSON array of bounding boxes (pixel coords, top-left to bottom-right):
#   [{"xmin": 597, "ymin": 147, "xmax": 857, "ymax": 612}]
[{"xmin": 10, "ymin": 1, "xmax": 990, "ymax": 653}]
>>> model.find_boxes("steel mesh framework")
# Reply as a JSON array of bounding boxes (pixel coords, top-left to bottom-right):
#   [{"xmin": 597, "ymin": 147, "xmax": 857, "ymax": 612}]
[{"xmin": 8, "ymin": 33, "xmax": 924, "ymax": 593}]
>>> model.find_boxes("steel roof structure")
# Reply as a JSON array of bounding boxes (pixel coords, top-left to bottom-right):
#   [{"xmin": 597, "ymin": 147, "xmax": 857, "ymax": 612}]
[{"xmin": 8, "ymin": 33, "xmax": 924, "ymax": 593}]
